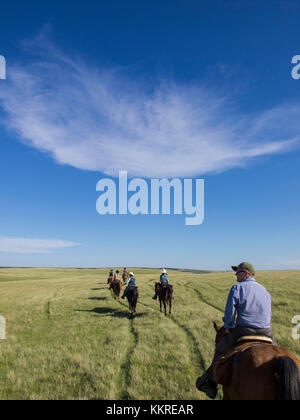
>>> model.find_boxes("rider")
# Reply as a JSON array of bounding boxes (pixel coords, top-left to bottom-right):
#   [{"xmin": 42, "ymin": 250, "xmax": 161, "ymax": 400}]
[
  {"xmin": 152, "ymin": 269, "xmax": 168, "ymax": 300},
  {"xmin": 121, "ymin": 272, "xmax": 136, "ymax": 299},
  {"xmin": 122, "ymin": 267, "xmax": 128, "ymax": 282},
  {"xmin": 109, "ymin": 270, "xmax": 120, "ymax": 289},
  {"xmin": 196, "ymin": 262, "xmax": 276, "ymax": 400}
]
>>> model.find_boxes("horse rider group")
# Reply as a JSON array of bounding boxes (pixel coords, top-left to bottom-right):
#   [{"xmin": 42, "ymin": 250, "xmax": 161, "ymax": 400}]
[
  {"xmin": 108, "ymin": 268, "xmax": 171, "ymax": 301},
  {"xmin": 107, "ymin": 268, "xmax": 137, "ymax": 299},
  {"xmin": 108, "ymin": 268, "xmax": 128, "ymax": 284}
]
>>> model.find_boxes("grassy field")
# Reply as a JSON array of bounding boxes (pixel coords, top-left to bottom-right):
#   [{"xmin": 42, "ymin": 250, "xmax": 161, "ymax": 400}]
[{"xmin": 0, "ymin": 268, "xmax": 299, "ymax": 400}]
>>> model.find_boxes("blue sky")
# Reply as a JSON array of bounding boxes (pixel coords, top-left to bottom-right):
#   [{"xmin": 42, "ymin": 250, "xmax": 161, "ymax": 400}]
[{"xmin": 0, "ymin": 0, "xmax": 300, "ymax": 270}]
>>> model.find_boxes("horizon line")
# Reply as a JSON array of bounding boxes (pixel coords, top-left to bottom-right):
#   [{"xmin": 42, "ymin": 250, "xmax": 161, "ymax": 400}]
[{"xmin": 0, "ymin": 266, "xmax": 299, "ymax": 272}]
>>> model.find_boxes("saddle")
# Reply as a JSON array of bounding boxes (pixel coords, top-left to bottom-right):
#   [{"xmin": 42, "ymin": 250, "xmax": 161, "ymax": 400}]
[
  {"xmin": 213, "ymin": 336, "xmax": 273, "ymax": 385},
  {"xmin": 161, "ymin": 283, "xmax": 173, "ymax": 290},
  {"xmin": 127, "ymin": 285, "xmax": 138, "ymax": 294}
]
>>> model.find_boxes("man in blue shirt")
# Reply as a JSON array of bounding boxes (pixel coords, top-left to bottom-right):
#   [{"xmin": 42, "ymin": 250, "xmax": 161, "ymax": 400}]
[{"xmin": 196, "ymin": 262, "xmax": 276, "ymax": 399}]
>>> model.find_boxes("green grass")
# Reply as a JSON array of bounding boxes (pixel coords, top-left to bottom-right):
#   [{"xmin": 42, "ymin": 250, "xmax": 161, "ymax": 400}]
[{"xmin": 0, "ymin": 268, "xmax": 299, "ymax": 400}]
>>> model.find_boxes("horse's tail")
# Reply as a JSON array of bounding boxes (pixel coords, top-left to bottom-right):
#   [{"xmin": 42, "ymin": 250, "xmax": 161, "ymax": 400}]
[{"xmin": 275, "ymin": 356, "xmax": 300, "ymax": 400}]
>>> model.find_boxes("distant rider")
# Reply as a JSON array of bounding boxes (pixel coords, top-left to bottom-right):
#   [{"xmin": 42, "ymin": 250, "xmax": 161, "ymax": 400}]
[
  {"xmin": 122, "ymin": 268, "xmax": 129, "ymax": 283},
  {"xmin": 109, "ymin": 270, "xmax": 120, "ymax": 289},
  {"xmin": 152, "ymin": 269, "xmax": 169, "ymax": 300},
  {"xmin": 107, "ymin": 268, "xmax": 115, "ymax": 285}
]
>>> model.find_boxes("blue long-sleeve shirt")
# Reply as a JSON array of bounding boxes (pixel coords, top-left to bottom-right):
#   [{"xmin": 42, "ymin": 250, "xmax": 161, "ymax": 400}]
[{"xmin": 222, "ymin": 278, "xmax": 271, "ymax": 329}]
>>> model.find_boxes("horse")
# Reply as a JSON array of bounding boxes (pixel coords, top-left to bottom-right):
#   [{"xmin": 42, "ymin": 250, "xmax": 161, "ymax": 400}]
[
  {"xmin": 110, "ymin": 280, "xmax": 122, "ymax": 300},
  {"xmin": 126, "ymin": 286, "xmax": 139, "ymax": 315},
  {"xmin": 107, "ymin": 274, "xmax": 114, "ymax": 287},
  {"xmin": 203, "ymin": 322, "xmax": 300, "ymax": 400},
  {"xmin": 156, "ymin": 283, "xmax": 173, "ymax": 316}
]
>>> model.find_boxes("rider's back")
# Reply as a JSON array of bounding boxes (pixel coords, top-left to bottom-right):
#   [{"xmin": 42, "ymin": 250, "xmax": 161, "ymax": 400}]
[
  {"xmin": 229, "ymin": 279, "xmax": 271, "ymax": 329},
  {"xmin": 160, "ymin": 273, "xmax": 168, "ymax": 284}
]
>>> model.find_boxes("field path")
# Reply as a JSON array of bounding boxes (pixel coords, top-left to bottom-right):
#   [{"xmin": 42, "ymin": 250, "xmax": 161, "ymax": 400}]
[
  {"xmin": 43, "ymin": 287, "xmax": 65, "ymax": 320},
  {"xmin": 186, "ymin": 284, "xmax": 224, "ymax": 313},
  {"xmin": 86, "ymin": 283, "xmax": 142, "ymax": 400},
  {"xmin": 117, "ymin": 311, "xmax": 139, "ymax": 399},
  {"xmin": 143, "ymin": 281, "xmax": 209, "ymax": 385},
  {"xmin": 170, "ymin": 315, "xmax": 206, "ymax": 372}
]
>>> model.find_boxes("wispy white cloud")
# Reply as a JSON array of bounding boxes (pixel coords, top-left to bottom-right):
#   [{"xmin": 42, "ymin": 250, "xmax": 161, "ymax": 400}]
[
  {"xmin": 0, "ymin": 236, "xmax": 80, "ymax": 254},
  {"xmin": 0, "ymin": 32, "xmax": 299, "ymax": 178}
]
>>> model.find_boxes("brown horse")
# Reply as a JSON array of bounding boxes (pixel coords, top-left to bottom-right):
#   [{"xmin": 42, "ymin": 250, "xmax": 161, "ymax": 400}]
[
  {"xmin": 156, "ymin": 283, "xmax": 173, "ymax": 316},
  {"xmin": 126, "ymin": 286, "xmax": 139, "ymax": 315},
  {"xmin": 110, "ymin": 280, "xmax": 122, "ymax": 300},
  {"xmin": 107, "ymin": 274, "xmax": 114, "ymax": 287},
  {"xmin": 211, "ymin": 323, "xmax": 300, "ymax": 400}
]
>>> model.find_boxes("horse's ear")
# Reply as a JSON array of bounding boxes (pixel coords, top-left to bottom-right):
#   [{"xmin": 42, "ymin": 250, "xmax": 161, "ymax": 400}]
[{"xmin": 213, "ymin": 321, "xmax": 219, "ymax": 332}]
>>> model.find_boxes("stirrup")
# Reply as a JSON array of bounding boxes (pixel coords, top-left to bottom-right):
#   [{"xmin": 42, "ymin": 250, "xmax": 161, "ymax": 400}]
[
  {"xmin": 196, "ymin": 371, "xmax": 217, "ymax": 400},
  {"xmin": 199, "ymin": 380, "xmax": 217, "ymax": 400}
]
